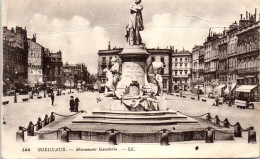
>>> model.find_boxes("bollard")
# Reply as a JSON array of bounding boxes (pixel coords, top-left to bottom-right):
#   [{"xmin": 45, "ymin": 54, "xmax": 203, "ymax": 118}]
[
  {"xmin": 234, "ymin": 122, "xmax": 242, "ymax": 137},
  {"xmin": 61, "ymin": 127, "xmax": 69, "ymax": 142},
  {"xmin": 248, "ymin": 127, "xmax": 256, "ymax": 144},
  {"xmin": 223, "ymin": 118, "xmax": 230, "ymax": 128},
  {"xmin": 205, "ymin": 127, "xmax": 214, "ymax": 143},
  {"xmin": 159, "ymin": 129, "xmax": 171, "ymax": 146},
  {"xmin": 206, "ymin": 113, "xmax": 211, "ymax": 121},
  {"xmin": 36, "ymin": 118, "xmax": 42, "ymax": 131},
  {"xmin": 27, "ymin": 121, "xmax": 35, "ymax": 136},
  {"xmin": 107, "ymin": 129, "xmax": 118, "ymax": 145},
  {"xmin": 43, "ymin": 115, "xmax": 49, "ymax": 126},
  {"xmin": 50, "ymin": 112, "xmax": 55, "ymax": 123},
  {"xmin": 16, "ymin": 126, "xmax": 25, "ymax": 142},
  {"xmin": 214, "ymin": 115, "xmax": 220, "ymax": 125}
]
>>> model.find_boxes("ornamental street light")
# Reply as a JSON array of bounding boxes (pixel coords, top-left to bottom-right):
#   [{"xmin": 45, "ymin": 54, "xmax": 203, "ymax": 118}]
[
  {"xmin": 14, "ymin": 68, "xmax": 18, "ymax": 103},
  {"xmin": 197, "ymin": 76, "xmax": 201, "ymax": 100},
  {"xmin": 227, "ymin": 73, "xmax": 232, "ymax": 107}
]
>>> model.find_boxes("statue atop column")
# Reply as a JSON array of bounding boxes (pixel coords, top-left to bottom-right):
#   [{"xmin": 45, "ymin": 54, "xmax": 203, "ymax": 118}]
[{"xmin": 125, "ymin": 0, "xmax": 144, "ymax": 46}]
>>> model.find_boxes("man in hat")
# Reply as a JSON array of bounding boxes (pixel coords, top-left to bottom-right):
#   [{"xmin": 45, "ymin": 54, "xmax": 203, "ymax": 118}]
[
  {"xmin": 74, "ymin": 97, "xmax": 80, "ymax": 112},
  {"xmin": 110, "ymin": 57, "xmax": 119, "ymax": 87},
  {"xmin": 69, "ymin": 96, "xmax": 75, "ymax": 112}
]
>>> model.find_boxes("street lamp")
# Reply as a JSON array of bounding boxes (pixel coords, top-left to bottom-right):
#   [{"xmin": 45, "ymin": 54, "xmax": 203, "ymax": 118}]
[
  {"xmin": 179, "ymin": 78, "xmax": 183, "ymax": 97},
  {"xmin": 197, "ymin": 77, "xmax": 201, "ymax": 100},
  {"xmin": 14, "ymin": 68, "xmax": 18, "ymax": 103},
  {"xmin": 43, "ymin": 75, "xmax": 47, "ymax": 98},
  {"xmin": 227, "ymin": 73, "xmax": 232, "ymax": 107},
  {"xmin": 70, "ymin": 75, "xmax": 72, "ymax": 93}
]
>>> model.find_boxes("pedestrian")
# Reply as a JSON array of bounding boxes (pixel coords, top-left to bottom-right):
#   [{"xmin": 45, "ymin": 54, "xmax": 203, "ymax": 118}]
[
  {"xmin": 69, "ymin": 96, "xmax": 75, "ymax": 112},
  {"xmin": 74, "ymin": 97, "xmax": 80, "ymax": 112},
  {"xmin": 51, "ymin": 93, "xmax": 55, "ymax": 106},
  {"xmin": 215, "ymin": 96, "xmax": 219, "ymax": 106}
]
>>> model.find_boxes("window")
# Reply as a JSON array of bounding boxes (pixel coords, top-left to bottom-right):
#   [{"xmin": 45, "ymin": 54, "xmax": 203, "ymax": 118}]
[
  {"xmin": 185, "ymin": 63, "xmax": 187, "ymax": 68},
  {"xmin": 102, "ymin": 57, "xmax": 106, "ymax": 63},
  {"xmin": 163, "ymin": 79, "xmax": 167, "ymax": 89},
  {"xmin": 180, "ymin": 71, "xmax": 183, "ymax": 75},
  {"xmin": 175, "ymin": 63, "xmax": 177, "ymax": 67},
  {"xmin": 185, "ymin": 71, "xmax": 187, "ymax": 75},
  {"xmin": 180, "ymin": 63, "xmax": 182, "ymax": 67},
  {"xmin": 185, "ymin": 58, "xmax": 187, "ymax": 61},
  {"xmin": 161, "ymin": 57, "xmax": 164, "ymax": 64},
  {"xmin": 161, "ymin": 68, "xmax": 164, "ymax": 74},
  {"xmin": 175, "ymin": 71, "xmax": 177, "ymax": 76},
  {"xmin": 180, "ymin": 58, "xmax": 182, "ymax": 62},
  {"xmin": 175, "ymin": 58, "xmax": 177, "ymax": 62},
  {"xmin": 152, "ymin": 57, "xmax": 155, "ymax": 62}
]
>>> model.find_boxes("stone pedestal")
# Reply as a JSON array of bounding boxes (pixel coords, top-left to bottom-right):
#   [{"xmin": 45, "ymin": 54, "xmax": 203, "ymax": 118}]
[{"xmin": 118, "ymin": 45, "xmax": 150, "ymax": 87}]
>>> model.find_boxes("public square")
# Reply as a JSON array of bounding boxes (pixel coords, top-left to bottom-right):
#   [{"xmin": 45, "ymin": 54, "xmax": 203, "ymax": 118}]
[{"xmin": 1, "ymin": 90, "xmax": 260, "ymax": 158}]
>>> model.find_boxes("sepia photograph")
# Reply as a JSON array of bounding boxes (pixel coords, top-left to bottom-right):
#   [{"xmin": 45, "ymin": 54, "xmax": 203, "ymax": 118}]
[{"xmin": 1, "ymin": 0, "xmax": 260, "ymax": 158}]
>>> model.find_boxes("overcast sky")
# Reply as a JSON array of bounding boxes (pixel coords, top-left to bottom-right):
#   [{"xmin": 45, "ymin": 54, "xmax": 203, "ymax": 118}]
[{"xmin": 2, "ymin": 0, "xmax": 259, "ymax": 73}]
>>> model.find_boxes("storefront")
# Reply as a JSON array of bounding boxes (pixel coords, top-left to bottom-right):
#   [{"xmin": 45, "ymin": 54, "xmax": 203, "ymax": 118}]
[
  {"xmin": 214, "ymin": 84, "xmax": 226, "ymax": 97},
  {"xmin": 235, "ymin": 85, "xmax": 258, "ymax": 102},
  {"xmin": 224, "ymin": 83, "xmax": 237, "ymax": 96}
]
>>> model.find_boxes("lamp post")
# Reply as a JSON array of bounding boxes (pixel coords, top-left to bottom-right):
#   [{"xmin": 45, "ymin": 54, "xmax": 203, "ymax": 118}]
[
  {"xmin": 70, "ymin": 75, "xmax": 72, "ymax": 93},
  {"xmin": 179, "ymin": 78, "xmax": 183, "ymax": 97},
  {"xmin": 14, "ymin": 68, "xmax": 18, "ymax": 103},
  {"xmin": 197, "ymin": 77, "xmax": 201, "ymax": 100},
  {"xmin": 227, "ymin": 73, "xmax": 232, "ymax": 107},
  {"xmin": 43, "ymin": 75, "xmax": 47, "ymax": 98}
]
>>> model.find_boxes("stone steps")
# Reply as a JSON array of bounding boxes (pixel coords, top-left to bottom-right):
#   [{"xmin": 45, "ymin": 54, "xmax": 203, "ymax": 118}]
[
  {"xmin": 91, "ymin": 110, "xmax": 177, "ymax": 116},
  {"xmin": 82, "ymin": 115, "xmax": 187, "ymax": 120},
  {"xmin": 72, "ymin": 119, "xmax": 198, "ymax": 125}
]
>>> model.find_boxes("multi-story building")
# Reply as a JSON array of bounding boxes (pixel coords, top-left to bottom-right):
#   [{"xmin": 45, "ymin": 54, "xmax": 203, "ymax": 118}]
[
  {"xmin": 191, "ymin": 45, "xmax": 205, "ymax": 93},
  {"xmin": 172, "ymin": 49, "xmax": 192, "ymax": 92},
  {"xmin": 2, "ymin": 26, "xmax": 28, "ymax": 88},
  {"xmin": 97, "ymin": 43, "xmax": 173, "ymax": 92},
  {"xmin": 27, "ymin": 34, "xmax": 44, "ymax": 86},
  {"xmin": 236, "ymin": 10, "xmax": 259, "ymax": 101},
  {"xmin": 43, "ymin": 49, "xmax": 63, "ymax": 85},
  {"xmin": 62, "ymin": 62, "xmax": 89, "ymax": 88},
  {"xmin": 204, "ymin": 30, "xmax": 222, "ymax": 94},
  {"xmin": 217, "ymin": 30, "xmax": 228, "ymax": 85}
]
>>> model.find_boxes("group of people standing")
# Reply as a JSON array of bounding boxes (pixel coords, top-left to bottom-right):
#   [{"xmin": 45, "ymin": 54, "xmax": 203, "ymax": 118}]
[{"xmin": 69, "ymin": 96, "xmax": 80, "ymax": 112}]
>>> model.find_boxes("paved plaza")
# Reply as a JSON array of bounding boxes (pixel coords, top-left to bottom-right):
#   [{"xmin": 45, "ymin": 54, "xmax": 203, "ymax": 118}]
[{"xmin": 1, "ymin": 91, "xmax": 260, "ymax": 158}]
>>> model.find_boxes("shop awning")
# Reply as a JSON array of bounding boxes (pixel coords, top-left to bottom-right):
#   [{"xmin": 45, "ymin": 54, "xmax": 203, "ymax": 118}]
[
  {"xmin": 224, "ymin": 83, "xmax": 237, "ymax": 94},
  {"xmin": 215, "ymin": 84, "xmax": 226, "ymax": 90},
  {"xmin": 235, "ymin": 85, "xmax": 258, "ymax": 93},
  {"xmin": 237, "ymin": 77, "xmax": 244, "ymax": 80},
  {"xmin": 245, "ymin": 75, "xmax": 255, "ymax": 78},
  {"xmin": 194, "ymin": 85, "xmax": 203, "ymax": 89}
]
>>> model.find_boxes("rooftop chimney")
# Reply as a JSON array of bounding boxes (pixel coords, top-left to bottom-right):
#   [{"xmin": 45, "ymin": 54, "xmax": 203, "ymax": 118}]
[
  {"xmin": 241, "ymin": 14, "xmax": 243, "ymax": 19},
  {"xmin": 255, "ymin": 8, "xmax": 257, "ymax": 22},
  {"xmin": 108, "ymin": 41, "xmax": 111, "ymax": 50},
  {"xmin": 32, "ymin": 33, "xmax": 36, "ymax": 43},
  {"xmin": 246, "ymin": 11, "xmax": 248, "ymax": 19}
]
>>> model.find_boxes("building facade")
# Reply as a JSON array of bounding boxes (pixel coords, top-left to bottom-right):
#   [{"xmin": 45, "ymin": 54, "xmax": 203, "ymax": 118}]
[
  {"xmin": 172, "ymin": 50, "xmax": 192, "ymax": 92},
  {"xmin": 27, "ymin": 34, "xmax": 44, "ymax": 85},
  {"xmin": 43, "ymin": 49, "xmax": 63, "ymax": 85},
  {"xmin": 62, "ymin": 62, "xmax": 89, "ymax": 88},
  {"xmin": 191, "ymin": 9, "xmax": 259, "ymax": 101},
  {"xmin": 236, "ymin": 11, "xmax": 259, "ymax": 101},
  {"xmin": 2, "ymin": 26, "xmax": 28, "ymax": 87}
]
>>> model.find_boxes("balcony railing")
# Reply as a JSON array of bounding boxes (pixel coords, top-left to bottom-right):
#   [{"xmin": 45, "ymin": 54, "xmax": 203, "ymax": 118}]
[{"xmin": 236, "ymin": 67, "xmax": 258, "ymax": 73}]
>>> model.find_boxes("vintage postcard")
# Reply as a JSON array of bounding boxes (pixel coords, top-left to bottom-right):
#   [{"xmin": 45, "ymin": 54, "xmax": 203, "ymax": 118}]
[{"xmin": 1, "ymin": 0, "xmax": 260, "ymax": 158}]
